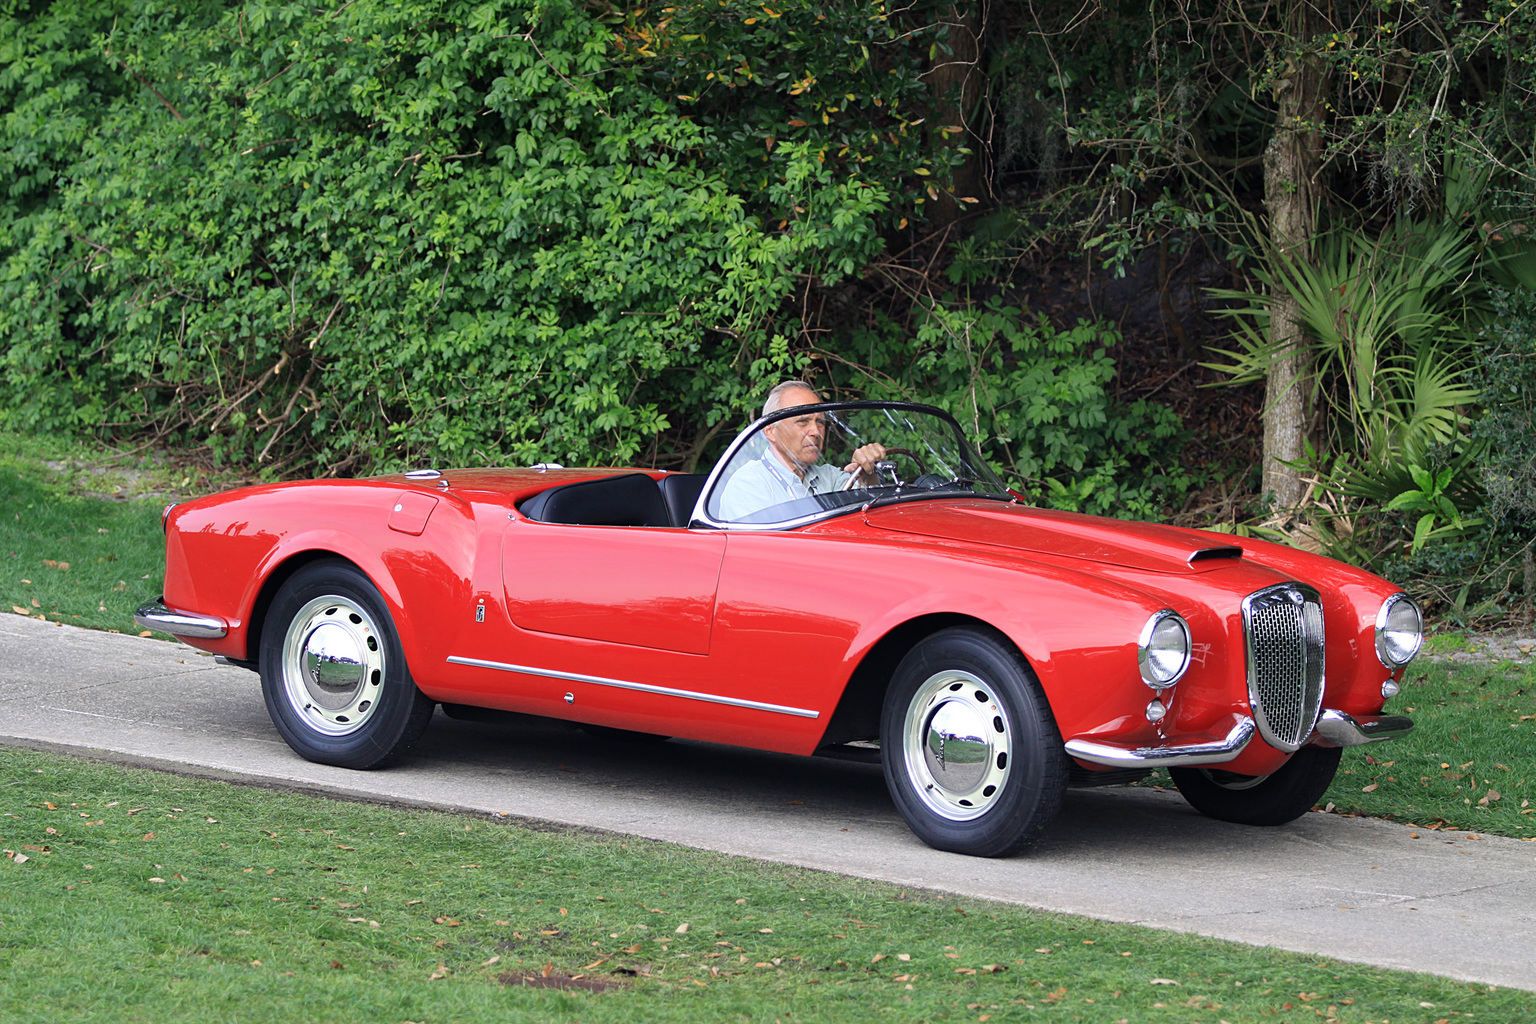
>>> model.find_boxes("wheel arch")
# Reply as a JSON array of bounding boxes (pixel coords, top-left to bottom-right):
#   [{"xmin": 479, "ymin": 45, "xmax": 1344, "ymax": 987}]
[
  {"xmin": 820, "ymin": 613, "xmax": 1032, "ymax": 749},
  {"xmin": 243, "ymin": 549, "xmax": 378, "ymax": 667}
]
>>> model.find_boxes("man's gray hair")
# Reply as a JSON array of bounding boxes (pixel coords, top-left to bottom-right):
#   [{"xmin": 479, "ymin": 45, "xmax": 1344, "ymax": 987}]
[{"xmin": 762, "ymin": 380, "xmax": 823, "ymax": 417}]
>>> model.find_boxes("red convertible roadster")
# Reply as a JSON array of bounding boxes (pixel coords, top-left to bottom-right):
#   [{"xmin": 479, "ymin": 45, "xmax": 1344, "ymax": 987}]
[{"xmin": 138, "ymin": 401, "xmax": 1420, "ymax": 856}]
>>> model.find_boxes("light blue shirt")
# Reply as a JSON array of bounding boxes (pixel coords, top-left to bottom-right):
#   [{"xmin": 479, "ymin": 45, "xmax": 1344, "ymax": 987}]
[{"xmin": 717, "ymin": 453, "xmax": 849, "ymax": 522}]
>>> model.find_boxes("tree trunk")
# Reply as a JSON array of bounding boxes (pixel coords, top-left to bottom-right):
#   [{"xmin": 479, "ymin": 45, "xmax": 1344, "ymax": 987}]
[
  {"xmin": 1261, "ymin": 12, "xmax": 1326, "ymax": 515},
  {"xmin": 922, "ymin": 4, "xmax": 987, "ymax": 229}
]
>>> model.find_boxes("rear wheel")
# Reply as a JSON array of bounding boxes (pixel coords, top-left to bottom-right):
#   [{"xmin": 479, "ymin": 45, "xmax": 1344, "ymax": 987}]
[
  {"xmin": 880, "ymin": 628, "xmax": 1067, "ymax": 857},
  {"xmin": 259, "ymin": 560, "xmax": 434, "ymax": 769},
  {"xmin": 1169, "ymin": 746, "xmax": 1341, "ymax": 826}
]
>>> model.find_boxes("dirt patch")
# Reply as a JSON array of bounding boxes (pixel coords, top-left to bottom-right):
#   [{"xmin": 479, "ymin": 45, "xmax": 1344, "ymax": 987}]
[
  {"xmin": 41, "ymin": 447, "xmax": 253, "ymax": 503},
  {"xmin": 1422, "ymin": 631, "xmax": 1536, "ymax": 664},
  {"xmin": 497, "ymin": 970, "xmax": 629, "ymax": 992}
]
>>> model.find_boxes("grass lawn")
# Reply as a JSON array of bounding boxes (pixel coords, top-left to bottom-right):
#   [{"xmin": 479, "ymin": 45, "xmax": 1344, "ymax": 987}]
[
  {"xmin": 0, "ymin": 434, "xmax": 218, "ymax": 636},
  {"xmin": 2, "ymin": 746, "xmax": 1528, "ymax": 1023}
]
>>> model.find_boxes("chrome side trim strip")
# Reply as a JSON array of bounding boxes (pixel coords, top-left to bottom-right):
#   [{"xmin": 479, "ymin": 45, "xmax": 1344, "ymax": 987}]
[
  {"xmin": 134, "ymin": 599, "xmax": 228, "ymax": 639},
  {"xmin": 1064, "ymin": 717, "xmax": 1256, "ymax": 769},
  {"xmin": 445, "ymin": 655, "xmax": 821, "ymax": 719},
  {"xmin": 1312, "ymin": 709, "xmax": 1414, "ymax": 747}
]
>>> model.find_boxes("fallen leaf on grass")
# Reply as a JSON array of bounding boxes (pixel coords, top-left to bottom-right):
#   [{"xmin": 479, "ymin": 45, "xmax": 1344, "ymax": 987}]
[
  {"xmin": 1361, "ymin": 783, "xmax": 1378, "ymax": 793},
  {"xmin": 42, "ymin": 560, "xmax": 69, "ymax": 571},
  {"xmin": 10, "ymin": 606, "xmax": 28, "ymax": 616},
  {"xmin": 1150, "ymin": 978, "xmax": 1182, "ymax": 986},
  {"xmin": 481, "ymin": 955, "xmax": 501, "ymax": 967}
]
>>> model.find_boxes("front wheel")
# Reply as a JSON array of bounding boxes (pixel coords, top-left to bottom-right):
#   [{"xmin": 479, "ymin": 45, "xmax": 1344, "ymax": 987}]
[
  {"xmin": 1169, "ymin": 746, "xmax": 1342, "ymax": 826},
  {"xmin": 259, "ymin": 560, "xmax": 434, "ymax": 769},
  {"xmin": 880, "ymin": 628, "xmax": 1068, "ymax": 857}
]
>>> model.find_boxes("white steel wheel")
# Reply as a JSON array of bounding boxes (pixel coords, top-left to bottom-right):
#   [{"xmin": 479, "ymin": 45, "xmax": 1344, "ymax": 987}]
[
  {"xmin": 880, "ymin": 627, "xmax": 1067, "ymax": 857},
  {"xmin": 259, "ymin": 560, "xmax": 434, "ymax": 769},
  {"xmin": 277, "ymin": 594, "xmax": 387, "ymax": 737},
  {"xmin": 899, "ymin": 669, "xmax": 1013, "ymax": 822}
]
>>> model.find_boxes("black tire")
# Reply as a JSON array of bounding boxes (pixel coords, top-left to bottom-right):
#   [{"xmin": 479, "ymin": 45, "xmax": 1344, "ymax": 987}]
[
  {"xmin": 259, "ymin": 560, "xmax": 434, "ymax": 769},
  {"xmin": 1169, "ymin": 746, "xmax": 1342, "ymax": 826},
  {"xmin": 879, "ymin": 627, "xmax": 1068, "ymax": 857}
]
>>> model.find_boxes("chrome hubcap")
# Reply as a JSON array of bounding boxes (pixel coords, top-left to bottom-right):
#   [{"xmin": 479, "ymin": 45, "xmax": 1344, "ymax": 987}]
[
  {"xmin": 280, "ymin": 595, "xmax": 385, "ymax": 736},
  {"xmin": 902, "ymin": 670, "xmax": 1011, "ymax": 821},
  {"xmin": 1198, "ymin": 768, "xmax": 1269, "ymax": 791}
]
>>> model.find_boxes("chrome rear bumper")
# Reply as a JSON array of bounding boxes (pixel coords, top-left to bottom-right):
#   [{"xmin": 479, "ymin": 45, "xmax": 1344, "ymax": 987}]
[{"xmin": 134, "ymin": 598, "xmax": 228, "ymax": 639}]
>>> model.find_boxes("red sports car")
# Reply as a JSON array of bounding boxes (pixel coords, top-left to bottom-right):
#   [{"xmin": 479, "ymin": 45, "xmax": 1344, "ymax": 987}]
[{"xmin": 138, "ymin": 401, "xmax": 1421, "ymax": 856}]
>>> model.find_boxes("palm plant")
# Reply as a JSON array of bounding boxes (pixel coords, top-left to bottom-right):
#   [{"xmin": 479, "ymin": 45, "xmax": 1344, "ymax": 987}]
[{"xmin": 1206, "ymin": 214, "xmax": 1486, "ymax": 560}]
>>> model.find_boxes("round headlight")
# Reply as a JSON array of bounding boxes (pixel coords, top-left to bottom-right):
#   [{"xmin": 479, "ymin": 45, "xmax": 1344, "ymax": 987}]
[
  {"xmin": 1138, "ymin": 610, "xmax": 1192, "ymax": 688},
  {"xmin": 1375, "ymin": 593, "xmax": 1423, "ymax": 668}
]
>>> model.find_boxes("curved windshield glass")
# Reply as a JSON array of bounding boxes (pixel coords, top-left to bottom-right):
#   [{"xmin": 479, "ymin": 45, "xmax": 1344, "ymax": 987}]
[{"xmin": 701, "ymin": 402, "xmax": 1010, "ymax": 528}]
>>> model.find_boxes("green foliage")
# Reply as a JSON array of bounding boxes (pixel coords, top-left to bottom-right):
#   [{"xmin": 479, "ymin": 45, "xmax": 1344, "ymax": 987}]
[
  {"xmin": 1205, "ymin": 215, "xmax": 1493, "ymax": 561},
  {"xmin": 1208, "ymin": 219, "xmax": 1483, "ymax": 467},
  {"xmin": 0, "ymin": 0, "xmax": 904, "ymax": 475},
  {"xmin": 610, "ymin": 0, "xmax": 943, "ymax": 220},
  {"xmin": 830, "ymin": 298, "xmax": 1189, "ymax": 518},
  {"xmin": 1473, "ymin": 288, "xmax": 1536, "ymax": 530}
]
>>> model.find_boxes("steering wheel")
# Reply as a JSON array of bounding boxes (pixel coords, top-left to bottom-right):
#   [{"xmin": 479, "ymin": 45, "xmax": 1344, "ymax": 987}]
[
  {"xmin": 839, "ymin": 445, "xmax": 930, "ymax": 491},
  {"xmin": 882, "ymin": 446, "xmax": 928, "ymax": 478}
]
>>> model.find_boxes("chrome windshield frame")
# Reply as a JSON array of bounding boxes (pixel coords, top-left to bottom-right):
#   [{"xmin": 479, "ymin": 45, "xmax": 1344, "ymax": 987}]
[{"xmin": 690, "ymin": 400, "xmax": 1011, "ymax": 531}]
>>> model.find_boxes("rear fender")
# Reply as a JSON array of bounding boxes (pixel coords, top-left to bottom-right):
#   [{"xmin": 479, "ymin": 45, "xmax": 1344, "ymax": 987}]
[{"xmin": 241, "ymin": 531, "xmax": 417, "ymax": 664}]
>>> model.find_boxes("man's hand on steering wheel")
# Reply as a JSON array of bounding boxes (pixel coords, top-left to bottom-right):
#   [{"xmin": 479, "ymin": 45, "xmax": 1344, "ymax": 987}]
[{"xmin": 841, "ymin": 442, "xmax": 888, "ymax": 487}]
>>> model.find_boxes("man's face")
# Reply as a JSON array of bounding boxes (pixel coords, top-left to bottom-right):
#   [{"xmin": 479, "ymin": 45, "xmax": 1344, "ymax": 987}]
[{"xmin": 764, "ymin": 388, "xmax": 827, "ymax": 473}]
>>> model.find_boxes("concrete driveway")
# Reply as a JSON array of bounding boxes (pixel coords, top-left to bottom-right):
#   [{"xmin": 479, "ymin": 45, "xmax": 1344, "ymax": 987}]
[{"xmin": 3, "ymin": 613, "xmax": 1534, "ymax": 991}]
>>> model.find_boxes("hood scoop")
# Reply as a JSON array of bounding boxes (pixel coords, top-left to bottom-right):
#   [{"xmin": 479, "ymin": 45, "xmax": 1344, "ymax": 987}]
[{"xmin": 866, "ymin": 501, "xmax": 1245, "ymax": 574}]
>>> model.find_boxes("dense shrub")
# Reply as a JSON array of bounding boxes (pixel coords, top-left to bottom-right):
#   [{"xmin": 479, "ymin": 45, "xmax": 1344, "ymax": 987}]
[
  {"xmin": 1, "ymin": 0, "xmax": 1186, "ymax": 517},
  {"xmin": 0, "ymin": 0, "xmax": 901, "ymax": 473},
  {"xmin": 834, "ymin": 298, "xmax": 1190, "ymax": 518},
  {"xmin": 1474, "ymin": 289, "xmax": 1536, "ymax": 531}
]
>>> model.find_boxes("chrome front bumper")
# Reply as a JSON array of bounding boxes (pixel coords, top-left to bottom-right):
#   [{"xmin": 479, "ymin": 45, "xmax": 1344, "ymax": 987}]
[
  {"xmin": 134, "ymin": 598, "xmax": 228, "ymax": 639},
  {"xmin": 1065, "ymin": 708, "xmax": 1413, "ymax": 769},
  {"xmin": 1064, "ymin": 717, "xmax": 1256, "ymax": 769},
  {"xmin": 1312, "ymin": 709, "xmax": 1414, "ymax": 747}
]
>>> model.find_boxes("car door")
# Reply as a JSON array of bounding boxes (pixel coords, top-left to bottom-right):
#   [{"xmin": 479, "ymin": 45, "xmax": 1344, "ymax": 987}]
[{"xmin": 502, "ymin": 522, "xmax": 726, "ymax": 656}]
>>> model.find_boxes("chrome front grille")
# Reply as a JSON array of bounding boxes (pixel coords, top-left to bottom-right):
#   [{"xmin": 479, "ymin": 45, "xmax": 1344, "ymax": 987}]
[{"xmin": 1242, "ymin": 583, "xmax": 1326, "ymax": 751}]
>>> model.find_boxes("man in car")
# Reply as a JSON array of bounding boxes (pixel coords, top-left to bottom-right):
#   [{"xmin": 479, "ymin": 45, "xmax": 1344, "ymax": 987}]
[{"xmin": 717, "ymin": 381, "xmax": 887, "ymax": 521}]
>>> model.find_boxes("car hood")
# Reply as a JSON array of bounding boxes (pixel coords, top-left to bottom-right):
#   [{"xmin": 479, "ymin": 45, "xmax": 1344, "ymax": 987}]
[{"xmin": 864, "ymin": 500, "xmax": 1243, "ymax": 574}]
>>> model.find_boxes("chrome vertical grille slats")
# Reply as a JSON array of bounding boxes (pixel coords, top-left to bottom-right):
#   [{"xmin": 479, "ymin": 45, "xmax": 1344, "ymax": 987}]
[{"xmin": 1241, "ymin": 583, "xmax": 1326, "ymax": 752}]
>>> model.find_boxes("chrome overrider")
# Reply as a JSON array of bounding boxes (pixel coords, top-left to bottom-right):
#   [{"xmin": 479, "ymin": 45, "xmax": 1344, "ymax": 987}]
[
  {"xmin": 1065, "ymin": 707, "xmax": 1413, "ymax": 769},
  {"xmin": 133, "ymin": 598, "xmax": 228, "ymax": 639}
]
